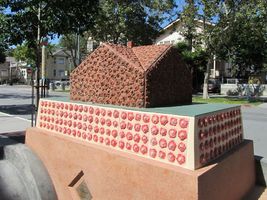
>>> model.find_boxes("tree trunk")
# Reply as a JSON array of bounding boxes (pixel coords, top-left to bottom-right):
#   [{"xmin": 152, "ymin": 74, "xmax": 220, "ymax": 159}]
[{"xmin": 203, "ymin": 58, "xmax": 211, "ymax": 99}]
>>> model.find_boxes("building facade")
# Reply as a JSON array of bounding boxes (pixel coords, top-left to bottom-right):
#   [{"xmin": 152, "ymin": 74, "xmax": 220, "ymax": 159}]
[
  {"xmin": 45, "ymin": 49, "xmax": 74, "ymax": 82},
  {"xmin": 0, "ymin": 57, "xmax": 26, "ymax": 84}
]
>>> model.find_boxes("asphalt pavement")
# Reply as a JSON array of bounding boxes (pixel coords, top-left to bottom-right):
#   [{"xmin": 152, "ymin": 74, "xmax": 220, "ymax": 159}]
[
  {"xmin": 242, "ymin": 105, "xmax": 267, "ymax": 162},
  {"xmin": 0, "ymin": 84, "xmax": 69, "ymax": 132}
]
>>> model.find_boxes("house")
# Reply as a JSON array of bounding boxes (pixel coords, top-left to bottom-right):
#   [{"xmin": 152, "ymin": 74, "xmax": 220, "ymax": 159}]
[
  {"xmin": 155, "ymin": 18, "xmax": 232, "ymax": 81},
  {"xmin": 44, "ymin": 49, "xmax": 74, "ymax": 82},
  {"xmin": 70, "ymin": 42, "xmax": 192, "ymax": 108},
  {"xmin": 0, "ymin": 57, "xmax": 22, "ymax": 84}
]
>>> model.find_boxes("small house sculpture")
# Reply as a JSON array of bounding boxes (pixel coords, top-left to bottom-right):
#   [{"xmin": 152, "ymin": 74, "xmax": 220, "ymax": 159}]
[{"xmin": 70, "ymin": 42, "xmax": 192, "ymax": 107}]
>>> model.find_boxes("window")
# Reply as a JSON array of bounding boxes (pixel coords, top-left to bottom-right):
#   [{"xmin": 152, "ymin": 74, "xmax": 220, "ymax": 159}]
[
  {"xmin": 53, "ymin": 69, "xmax": 56, "ymax": 77},
  {"xmin": 56, "ymin": 57, "xmax": 65, "ymax": 64},
  {"xmin": 59, "ymin": 70, "xmax": 65, "ymax": 77}
]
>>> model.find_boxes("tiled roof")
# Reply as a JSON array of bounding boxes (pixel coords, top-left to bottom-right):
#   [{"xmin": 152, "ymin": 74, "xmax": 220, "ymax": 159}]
[
  {"xmin": 104, "ymin": 43, "xmax": 171, "ymax": 71},
  {"xmin": 132, "ymin": 45, "xmax": 171, "ymax": 71},
  {"xmin": 103, "ymin": 43, "xmax": 141, "ymax": 71}
]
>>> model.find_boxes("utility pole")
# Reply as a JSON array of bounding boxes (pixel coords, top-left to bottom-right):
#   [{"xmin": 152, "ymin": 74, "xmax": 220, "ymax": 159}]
[
  {"xmin": 35, "ymin": 5, "xmax": 41, "ymax": 124},
  {"xmin": 41, "ymin": 38, "xmax": 48, "ymax": 98}
]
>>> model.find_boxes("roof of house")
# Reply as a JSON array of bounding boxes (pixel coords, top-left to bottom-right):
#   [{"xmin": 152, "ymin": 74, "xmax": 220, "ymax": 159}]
[
  {"xmin": 162, "ymin": 18, "xmax": 214, "ymax": 30},
  {"xmin": 101, "ymin": 43, "xmax": 171, "ymax": 71},
  {"xmin": 50, "ymin": 48, "xmax": 72, "ymax": 57}
]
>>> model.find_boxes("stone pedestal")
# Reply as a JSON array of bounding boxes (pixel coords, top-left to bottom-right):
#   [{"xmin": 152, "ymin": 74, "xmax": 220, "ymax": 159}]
[{"xmin": 26, "ymin": 128, "xmax": 255, "ymax": 200}]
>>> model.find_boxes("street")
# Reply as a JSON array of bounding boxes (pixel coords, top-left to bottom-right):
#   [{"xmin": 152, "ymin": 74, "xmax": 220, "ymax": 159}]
[
  {"xmin": 242, "ymin": 104, "xmax": 267, "ymax": 162},
  {"xmin": 0, "ymin": 85, "xmax": 69, "ymax": 132},
  {"xmin": 0, "ymin": 85, "xmax": 266, "ymax": 160}
]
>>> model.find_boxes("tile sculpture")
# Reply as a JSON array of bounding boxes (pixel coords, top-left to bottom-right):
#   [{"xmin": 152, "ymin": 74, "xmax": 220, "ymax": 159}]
[
  {"xmin": 70, "ymin": 43, "xmax": 192, "ymax": 108},
  {"xmin": 37, "ymin": 99, "xmax": 243, "ymax": 170}
]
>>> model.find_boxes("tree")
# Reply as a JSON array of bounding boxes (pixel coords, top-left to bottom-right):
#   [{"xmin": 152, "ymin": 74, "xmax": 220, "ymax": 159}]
[
  {"xmin": 196, "ymin": 0, "xmax": 219, "ymax": 99},
  {"xmin": 210, "ymin": 0, "xmax": 267, "ymax": 78},
  {"xmin": 13, "ymin": 43, "xmax": 36, "ymax": 65},
  {"xmin": 177, "ymin": 1, "xmax": 218, "ymax": 99},
  {"xmin": 0, "ymin": 11, "xmax": 7, "ymax": 63},
  {"xmin": 175, "ymin": 41, "xmax": 207, "ymax": 92},
  {"xmin": 0, "ymin": 0, "xmax": 99, "ymax": 110},
  {"xmin": 58, "ymin": 34, "xmax": 89, "ymax": 68},
  {"xmin": 88, "ymin": 0, "xmax": 176, "ymax": 45},
  {"xmin": 180, "ymin": 0, "xmax": 199, "ymax": 51},
  {"xmin": 1, "ymin": 0, "xmax": 99, "ymax": 47}
]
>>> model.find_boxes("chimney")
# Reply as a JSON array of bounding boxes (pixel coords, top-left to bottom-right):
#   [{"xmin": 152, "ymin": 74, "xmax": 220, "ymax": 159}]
[{"xmin": 127, "ymin": 41, "xmax": 134, "ymax": 48}]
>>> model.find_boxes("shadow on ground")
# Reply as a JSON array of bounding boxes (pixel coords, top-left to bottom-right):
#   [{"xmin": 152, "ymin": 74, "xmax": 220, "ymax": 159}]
[
  {"xmin": 0, "ymin": 93, "xmax": 32, "ymax": 100},
  {"xmin": 0, "ymin": 104, "xmax": 34, "ymax": 115}
]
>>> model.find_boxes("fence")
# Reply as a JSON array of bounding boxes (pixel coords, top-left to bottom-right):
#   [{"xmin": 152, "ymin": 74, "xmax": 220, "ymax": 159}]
[{"xmin": 221, "ymin": 84, "xmax": 267, "ymax": 97}]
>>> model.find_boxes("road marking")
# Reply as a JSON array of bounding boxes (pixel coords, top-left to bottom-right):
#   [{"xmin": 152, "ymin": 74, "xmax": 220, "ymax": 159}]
[{"xmin": 0, "ymin": 112, "xmax": 31, "ymax": 122}]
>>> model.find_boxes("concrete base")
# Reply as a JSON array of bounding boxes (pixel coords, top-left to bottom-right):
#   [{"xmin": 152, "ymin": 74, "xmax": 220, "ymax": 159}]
[{"xmin": 26, "ymin": 127, "xmax": 255, "ymax": 200}]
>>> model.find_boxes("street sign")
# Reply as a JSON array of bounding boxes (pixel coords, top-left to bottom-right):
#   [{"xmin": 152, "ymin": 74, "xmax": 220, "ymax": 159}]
[{"xmin": 27, "ymin": 68, "xmax": 32, "ymax": 74}]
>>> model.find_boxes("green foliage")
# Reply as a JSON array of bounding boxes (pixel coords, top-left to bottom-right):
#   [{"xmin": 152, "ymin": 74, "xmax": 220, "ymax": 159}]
[
  {"xmin": 89, "ymin": 0, "xmax": 176, "ymax": 45},
  {"xmin": 0, "ymin": 10, "xmax": 7, "ymax": 63},
  {"xmin": 206, "ymin": 0, "xmax": 267, "ymax": 77},
  {"xmin": 0, "ymin": 0, "xmax": 99, "ymax": 47},
  {"xmin": 175, "ymin": 41, "xmax": 207, "ymax": 91},
  {"xmin": 12, "ymin": 43, "xmax": 36, "ymax": 65},
  {"xmin": 58, "ymin": 34, "xmax": 88, "ymax": 67},
  {"xmin": 175, "ymin": 41, "xmax": 207, "ymax": 71},
  {"xmin": 180, "ymin": 0, "xmax": 199, "ymax": 50}
]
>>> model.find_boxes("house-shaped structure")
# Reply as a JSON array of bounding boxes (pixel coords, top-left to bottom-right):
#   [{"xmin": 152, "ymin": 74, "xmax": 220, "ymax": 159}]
[{"xmin": 70, "ymin": 42, "xmax": 192, "ymax": 108}]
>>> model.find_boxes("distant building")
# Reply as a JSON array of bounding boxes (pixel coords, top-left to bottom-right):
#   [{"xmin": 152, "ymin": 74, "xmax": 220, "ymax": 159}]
[
  {"xmin": 0, "ymin": 57, "xmax": 25, "ymax": 84},
  {"xmin": 155, "ymin": 18, "xmax": 232, "ymax": 81},
  {"xmin": 44, "ymin": 48, "xmax": 75, "ymax": 81}
]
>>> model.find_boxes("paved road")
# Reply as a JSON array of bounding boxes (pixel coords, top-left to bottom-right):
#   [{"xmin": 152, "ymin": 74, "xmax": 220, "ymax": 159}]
[
  {"xmin": 0, "ymin": 85, "xmax": 69, "ymax": 132},
  {"xmin": 0, "ymin": 85, "xmax": 267, "ymax": 160},
  {"xmin": 242, "ymin": 105, "xmax": 267, "ymax": 162}
]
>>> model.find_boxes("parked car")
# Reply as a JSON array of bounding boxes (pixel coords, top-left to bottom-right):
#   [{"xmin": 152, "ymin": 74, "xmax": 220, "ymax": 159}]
[
  {"xmin": 54, "ymin": 79, "xmax": 70, "ymax": 88},
  {"xmin": 201, "ymin": 79, "xmax": 221, "ymax": 93}
]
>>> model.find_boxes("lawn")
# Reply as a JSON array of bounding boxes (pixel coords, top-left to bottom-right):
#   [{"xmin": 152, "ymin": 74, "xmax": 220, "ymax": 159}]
[{"xmin": 192, "ymin": 96, "xmax": 264, "ymax": 106}]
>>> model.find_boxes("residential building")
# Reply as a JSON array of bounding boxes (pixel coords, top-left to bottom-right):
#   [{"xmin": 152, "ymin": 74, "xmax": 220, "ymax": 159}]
[
  {"xmin": 154, "ymin": 18, "xmax": 231, "ymax": 81},
  {"xmin": 0, "ymin": 57, "xmax": 24, "ymax": 84},
  {"xmin": 44, "ymin": 48, "xmax": 74, "ymax": 82}
]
